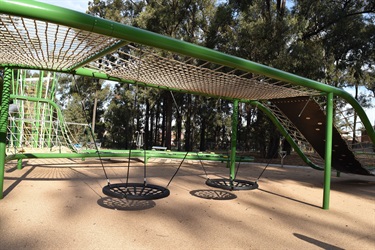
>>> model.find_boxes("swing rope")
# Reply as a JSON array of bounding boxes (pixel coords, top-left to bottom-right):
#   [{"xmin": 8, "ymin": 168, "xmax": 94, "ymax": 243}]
[
  {"xmin": 73, "ymin": 75, "xmax": 111, "ymax": 185},
  {"xmin": 196, "ymin": 151, "xmax": 209, "ymax": 179},
  {"xmin": 124, "ymin": 85, "xmax": 146, "ymax": 187},
  {"xmin": 166, "ymin": 151, "xmax": 189, "ymax": 187},
  {"xmin": 170, "ymin": 91, "xmax": 180, "ymax": 115},
  {"xmin": 125, "ymin": 133, "xmax": 134, "ymax": 187},
  {"xmin": 102, "ymin": 55, "xmax": 169, "ymax": 200},
  {"xmin": 124, "ymin": 51, "xmax": 142, "ymax": 187},
  {"xmin": 143, "ymin": 146, "xmax": 147, "ymax": 184},
  {"xmin": 204, "ymin": 133, "xmax": 279, "ymax": 191},
  {"xmin": 256, "ymin": 145, "xmax": 284, "ymax": 182},
  {"xmin": 136, "ymin": 82, "xmax": 148, "ymax": 186},
  {"xmin": 233, "ymin": 147, "xmax": 280, "ymax": 184},
  {"xmin": 234, "ymin": 158, "xmax": 241, "ymax": 179}
]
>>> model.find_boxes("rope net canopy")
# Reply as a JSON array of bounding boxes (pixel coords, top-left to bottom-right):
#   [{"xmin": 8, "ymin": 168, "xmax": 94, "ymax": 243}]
[
  {"xmin": 0, "ymin": 14, "xmax": 122, "ymax": 72},
  {"xmin": 0, "ymin": 0, "xmax": 326, "ymax": 101}
]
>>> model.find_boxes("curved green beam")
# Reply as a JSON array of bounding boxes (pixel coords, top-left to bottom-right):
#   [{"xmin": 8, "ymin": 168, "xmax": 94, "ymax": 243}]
[
  {"xmin": 10, "ymin": 94, "xmax": 77, "ymax": 152},
  {"xmin": 249, "ymin": 100, "xmax": 324, "ymax": 171},
  {"xmin": 1, "ymin": 0, "xmax": 374, "ymax": 144}
]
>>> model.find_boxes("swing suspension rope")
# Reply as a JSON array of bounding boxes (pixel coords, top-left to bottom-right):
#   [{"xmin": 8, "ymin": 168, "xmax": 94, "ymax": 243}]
[
  {"xmin": 73, "ymin": 76, "xmax": 111, "ymax": 185},
  {"xmin": 196, "ymin": 151, "xmax": 209, "ymax": 179},
  {"xmin": 73, "ymin": 73, "xmax": 169, "ymax": 200},
  {"xmin": 102, "ymin": 129, "xmax": 170, "ymax": 200},
  {"xmin": 73, "ymin": 69, "xmax": 274, "ymax": 197},
  {"xmin": 205, "ymin": 147, "xmax": 279, "ymax": 191},
  {"xmin": 102, "ymin": 83, "xmax": 170, "ymax": 200},
  {"xmin": 166, "ymin": 151, "xmax": 190, "ymax": 187},
  {"xmin": 132, "ymin": 84, "xmax": 147, "ymax": 185},
  {"xmin": 125, "ymin": 87, "xmax": 139, "ymax": 187},
  {"xmin": 199, "ymin": 98, "xmax": 259, "ymax": 191},
  {"xmin": 205, "ymin": 163, "xmax": 259, "ymax": 191}
]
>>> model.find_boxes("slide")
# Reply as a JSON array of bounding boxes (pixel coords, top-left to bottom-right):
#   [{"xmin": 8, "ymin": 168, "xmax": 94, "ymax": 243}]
[{"xmin": 271, "ymin": 96, "xmax": 373, "ymax": 176}]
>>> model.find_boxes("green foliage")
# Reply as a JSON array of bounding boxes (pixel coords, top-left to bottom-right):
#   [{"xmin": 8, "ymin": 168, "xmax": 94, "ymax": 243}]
[
  {"xmin": 56, "ymin": 74, "xmax": 111, "ymax": 143},
  {"xmin": 88, "ymin": 0, "xmax": 146, "ymax": 24}
]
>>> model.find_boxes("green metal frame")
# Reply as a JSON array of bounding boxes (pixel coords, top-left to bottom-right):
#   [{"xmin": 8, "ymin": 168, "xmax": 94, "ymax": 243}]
[
  {"xmin": 1, "ymin": 0, "xmax": 374, "ymax": 209},
  {"xmin": 9, "ymin": 94, "xmax": 76, "ymax": 152},
  {"xmin": 5, "ymin": 150, "xmax": 254, "ymax": 168},
  {"xmin": 323, "ymin": 93, "xmax": 334, "ymax": 210}
]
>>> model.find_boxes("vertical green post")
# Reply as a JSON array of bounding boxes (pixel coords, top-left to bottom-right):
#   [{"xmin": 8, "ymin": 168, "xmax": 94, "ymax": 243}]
[
  {"xmin": 230, "ymin": 99, "xmax": 239, "ymax": 180},
  {"xmin": 17, "ymin": 159, "xmax": 23, "ymax": 170},
  {"xmin": 323, "ymin": 92, "xmax": 334, "ymax": 209},
  {"xmin": 0, "ymin": 67, "xmax": 12, "ymax": 199}
]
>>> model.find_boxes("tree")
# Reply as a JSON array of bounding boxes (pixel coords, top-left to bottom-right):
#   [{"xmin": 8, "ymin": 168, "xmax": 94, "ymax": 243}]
[
  {"xmin": 56, "ymin": 74, "xmax": 111, "ymax": 145},
  {"xmin": 88, "ymin": 0, "xmax": 146, "ymax": 24},
  {"xmin": 207, "ymin": 0, "xmax": 291, "ymax": 157},
  {"xmin": 77, "ymin": 0, "xmax": 374, "ymax": 156},
  {"xmin": 135, "ymin": 0, "xmax": 216, "ymax": 150}
]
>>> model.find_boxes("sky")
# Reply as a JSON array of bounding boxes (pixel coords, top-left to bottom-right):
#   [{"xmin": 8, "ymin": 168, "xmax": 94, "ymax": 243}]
[
  {"xmin": 37, "ymin": 0, "xmax": 374, "ymax": 126},
  {"xmin": 37, "ymin": 0, "xmax": 89, "ymax": 13}
]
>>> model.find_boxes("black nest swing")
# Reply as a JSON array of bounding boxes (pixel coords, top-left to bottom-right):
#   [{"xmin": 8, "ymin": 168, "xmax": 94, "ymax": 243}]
[
  {"xmin": 197, "ymin": 154, "xmax": 266, "ymax": 191},
  {"xmin": 205, "ymin": 178, "xmax": 258, "ymax": 191},
  {"xmin": 102, "ymin": 131, "xmax": 171, "ymax": 200},
  {"xmin": 102, "ymin": 182, "xmax": 170, "ymax": 200},
  {"xmin": 74, "ymin": 76, "xmax": 170, "ymax": 201},
  {"xmin": 102, "ymin": 149, "xmax": 191, "ymax": 200}
]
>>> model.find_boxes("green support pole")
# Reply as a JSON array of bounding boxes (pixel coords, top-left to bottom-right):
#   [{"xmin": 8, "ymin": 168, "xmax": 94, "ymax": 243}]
[
  {"xmin": 230, "ymin": 100, "xmax": 239, "ymax": 180},
  {"xmin": 0, "ymin": 67, "xmax": 12, "ymax": 199},
  {"xmin": 323, "ymin": 92, "xmax": 334, "ymax": 210},
  {"xmin": 17, "ymin": 158, "xmax": 22, "ymax": 170}
]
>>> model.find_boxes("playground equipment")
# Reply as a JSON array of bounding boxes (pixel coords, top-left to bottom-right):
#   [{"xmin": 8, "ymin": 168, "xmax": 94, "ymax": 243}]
[
  {"xmin": 1, "ymin": 0, "xmax": 374, "ymax": 209},
  {"xmin": 6, "ymin": 70, "xmax": 83, "ymax": 155}
]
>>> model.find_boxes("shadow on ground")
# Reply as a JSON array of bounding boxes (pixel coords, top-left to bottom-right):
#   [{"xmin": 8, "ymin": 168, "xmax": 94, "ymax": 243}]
[{"xmin": 97, "ymin": 197, "xmax": 156, "ymax": 211}]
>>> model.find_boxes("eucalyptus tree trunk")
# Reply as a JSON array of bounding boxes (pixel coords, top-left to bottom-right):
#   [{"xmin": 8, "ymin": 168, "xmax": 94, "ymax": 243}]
[
  {"xmin": 199, "ymin": 113, "xmax": 206, "ymax": 151},
  {"xmin": 176, "ymin": 113, "xmax": 182, "ymax": 151},
  {"xmin": 155, "ymin": 102, "xmax": 161, "ymax": 145},
  {"xmin": 165, "ymin": 101, "xmax": 172, "ymax": 149}
]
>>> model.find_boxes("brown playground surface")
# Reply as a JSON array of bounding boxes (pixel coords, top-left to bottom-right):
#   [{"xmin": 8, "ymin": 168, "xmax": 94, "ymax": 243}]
[{"xmin": 0, "ymin": 157, "xmax": 374, "ymax": 249}]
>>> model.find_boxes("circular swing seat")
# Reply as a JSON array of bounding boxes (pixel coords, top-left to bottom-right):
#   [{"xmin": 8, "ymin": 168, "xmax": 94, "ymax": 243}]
[
  {"xmin": 206, "ymin": 178, "xmax": 258, "ymax": 191},
  {"xmin": 103, "ymin": 183, "xmax": 170, "ymax": 200}
]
